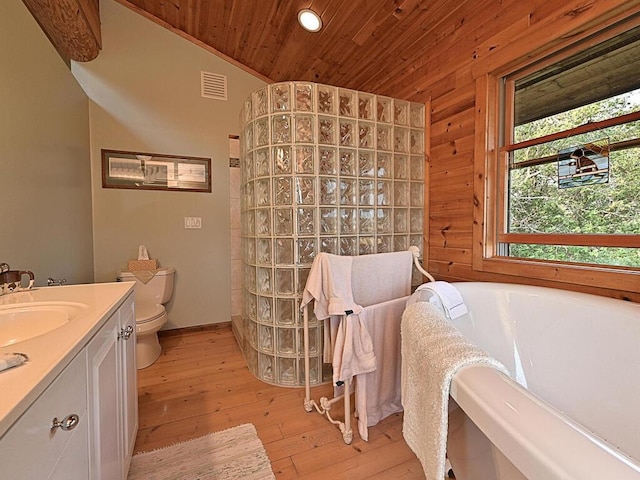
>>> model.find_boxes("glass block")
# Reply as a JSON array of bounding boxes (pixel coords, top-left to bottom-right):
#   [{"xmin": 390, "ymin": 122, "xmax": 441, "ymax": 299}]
[
  {"xmin": 319, "ymin": 147, "xmax": 337, "ymax": 175},
  {"xmin": 410, "ymin": 209, "xmax": 424, "ymax": 232},
  {"xmin": 258, "ymin": 353, "xmax": 274, "ymax": 382},
  {"xmin": 377, "ymin": 125, "xmax": 392, "ymax": 151},
  {"xmin": 338, "ymin": 89, "xmax": 356, "ymax": 117},
  {"xmin": 253, "ymin": 87, "xmax": 268, "ymax": 117},
  {"xmin": 377, "ymin": 153, "xmax": 392, "ymax": 178},
  {"xmin": 244, "ymin": 209, "xmax": 255, "ymax": 235},
  {"xmin": 276, "ymin": 238, "xmax": 294, "ymax": 264},
  {"xmin": 340, "ymin": 237, "xmax": 357, "ymax": 256},
  {"xmin": 255, "ymin": 117, "xmax": 269, "ymax": 147},
  {"xmin": 411, "ymin": 156, "xmax": 424, "ymax": 180},
  {"xmin": 377, "ymin": 96, "xmax": 392, "ymax": 123},
  {"xmin": 257, "ymin": 238, "xmax": 272, "ymax": 265},
  {"xmin": 274, "ymin": 177, "xmax": 292, "ymax": 205},
  {"xmin": 340, "ymin": 208, "xmax": 357, "ymax": 234},
  {"xmin": 255, "ymin": 148, "xmax": 270, "ymax": 177},
  {"xmin": 299, "ymin": 327, "xmax": 319, "ymax": 355},
  {"xmin": 295, "ymin": 83, "xmax": 314, "ymax": 112},
  {"xmin": 247, "ymin": 317, "xmax": 257, "ymax": 346},
  {"xmin": 297, "ymin": 238, "xmax": 317, "ymax": 265},
  {"xmin": 255, "ymin": 178, "xmax": 270, "ymax": 206},
  {"xmin": 297, "ymin": 207, "xmax": 316, "ymax": 235},
  {"xmin": 410, "ymin": 183, "xmax": 424, "ymax": 207},
  {"xmin": 244, "ymin": 151, "xmax": 254, "ymax": 181},
  {"xmin": 244, "ymin": 97, "xmax": 253, "ymax": 123},
  {"xmin": 358, "ymin": 151, "xmax": 375, "ymax": 177},
  {"xmin": 295, "ymin": 146, "xmax": 315, "ymax": 174},
  {"xmin": 358, "ymin": 122, "xmax": 374, "ymax": 149},
  {"xmin": 377, "ymin": 208, "xmax": 392, "ymax": 233},
  {"xmin": 319, "ymin": 177, "xmax": 337, "ymax": 205},
  {"xmin": 272, "ymin": 115, "xmax": 291, "ymax": 144},
  {"xmin": 273, "ymin": 206, "xmax": 292, "ymax": 236},
  {"xmin": 257, "ymin": 267, "xmax": 272, "ymax": 293},
  {"xmin": 359, "ymin": 237, "xmax": 375, "ymax": 255},
  {"xmin": 377, "ymin": 180, "xmax": 392, "ymax": 206},
  {"xmin": 358, "ymin": 93, "xmax": 374, "ymax": 120},
  {"xmin": 394, "ymin": 99, "xmax": 409, "ymax": 126},
  {"xmin": 246, "ymin": 344, "xmax": 258, "ymax": 374},
  {"xmin": 339, "ymin": 120, "xmax": 357, "ymax": 147},
  {"xmin": 271, "ymin": 83, "xmax": 291, "ymax": 112},
  {"xmin": 394, "ymin": 154, "xmax": 409, "ymax": 179},
  {"xmin": 340, "ymin": 178, "xmax": 357, "ymax": 205},
  {"xmin": 410, "ymin": 129, "xmax": 424, "ymax": 154},
  {"xmin": 276, "ymin": 297, "xmax": 295, "ymax": 324},
  {"xmin": 298, "ymin": 267, "xmax": 310, "ymax": 294},
  {"xmin": 394, "ymin": 127, "xmax": 409, "ymax": 153},
  {"xmin": 318, "ymin": 116, "xmax": 336, "ymax": 145},
  {"xmin": 359, "ymin": 208, "xmax": 375, "ymax": 233},
  {"xmin": 410, "ymin": 102, "xmax": 425, "ymax": 128},
  {"xmin": 410, "ymin": 234, "xmax": 423, "ymax": 248},
  {"xmin": 277, "ymin": 328, "xmax": 296, "ymax": 355},
  {"xmin": 295, "ymin": 115, "xmax": 314, "ymax": 143},
  {"xmin": 256, "ymin": 208, "xmax": 271, "ymax": 235},
  {"xmin": 392, "ymin": 180, "xmax": 409, "ymax": 206},
  {"xmin": 245, "ymin": 265, "xmax": 256, "ymax": 292},
  {"xmin": 243, "ymin": 181, "xmax": 255, "ymax": 209},
  {"xmin": 317, "ymin": 85, "xmax": 336, "ymax": 115},
  {"xmin": 257, "ymin": 296, "xmax": 273, "ymax": 323},
  {"xmin": 320, "ymin": 208, "xmax": 338, "ymax": 234},
  {"xmin": 245, "ymin": 238, "xmax": 256, "ymax": 263},
  {"xmin": 244, "ymin": 122, "xmax": 254, "ymax": 153},
  {"xmin": 377, "ymin": 235, "xmax": 392, "ymax": 253},
  {"xmin": 295, "ymin": 177, "xmax": 315, "ymax": 204},
  {"xmin": 359, "ymin": 179, "xmax": 374, "ymax": 206},
  {"xmin": 320, "ymin": 237, "xmax": 338, "ymax": 254},
  {"xmin": 273, "ymin": 146, "xmax": 292, "ymax": 174},
  {"xmin": 278, "ymin": 357, "xmax": 296, "ymax": 385},
  {"xmin": 299, "ymin": 356, "xmax": 321, "ymax": 385},
  {"xmin": 394, "ymin": 235, "xmax": 408, "ymax": 251},
  {"xmin": 246, "ymin": 292, "xmax": 257, "ymax": 320},
  {"xmin": 394, "ymin": 208, "xmax": 408, "ymax": 233},
  {"xmin": 339, "ymin": 149, "xmax": 357, "ymax": 176}
]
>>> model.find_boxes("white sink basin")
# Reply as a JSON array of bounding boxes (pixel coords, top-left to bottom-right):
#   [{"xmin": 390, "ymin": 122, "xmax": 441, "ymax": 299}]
[{"xmin": 0, "ymin": 302, "xmax": 88, "ymax": 347}]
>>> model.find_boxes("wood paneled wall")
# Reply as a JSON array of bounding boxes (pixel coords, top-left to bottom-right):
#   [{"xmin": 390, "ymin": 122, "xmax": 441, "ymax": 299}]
[{"xmin": 404, "ymin": 0, "xmax": 640, "ymax": 302}]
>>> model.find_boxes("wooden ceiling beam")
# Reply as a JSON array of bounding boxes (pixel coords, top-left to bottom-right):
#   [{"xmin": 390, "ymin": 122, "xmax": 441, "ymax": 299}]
[{"xmin": 22, "ymin": 0, "xmax": 101, "ymax": 62}]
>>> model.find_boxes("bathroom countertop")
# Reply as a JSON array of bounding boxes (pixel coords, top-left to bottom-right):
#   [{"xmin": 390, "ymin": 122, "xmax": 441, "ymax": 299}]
[{"xmin": 0, "ymin": 282, "xmax": 135, "ymax": 438}]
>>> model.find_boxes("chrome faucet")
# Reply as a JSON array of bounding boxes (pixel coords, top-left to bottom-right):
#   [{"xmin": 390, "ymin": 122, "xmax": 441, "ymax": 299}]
[{"xmin": 47, "ymin": 277, "xmax": 67, "ymax": 287}]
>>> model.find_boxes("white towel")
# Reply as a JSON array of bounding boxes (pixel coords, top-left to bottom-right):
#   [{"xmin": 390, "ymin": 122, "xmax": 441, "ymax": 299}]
[
  {"xmin": 301, "ymin": 253, "xmax": 362, "ymax": 319},
  {"xmin": 401, "ymin": 302, "xmax": 509, "ymax": 480},
  {"xmin": 415, "ymin": 281, "xmax": 468, "ymax": 319}
]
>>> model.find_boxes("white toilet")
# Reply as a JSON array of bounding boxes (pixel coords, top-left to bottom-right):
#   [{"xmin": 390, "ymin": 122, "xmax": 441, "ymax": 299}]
[{"xmin": 117, "ymin": 267, "xmax": 175, "ymax": 369}]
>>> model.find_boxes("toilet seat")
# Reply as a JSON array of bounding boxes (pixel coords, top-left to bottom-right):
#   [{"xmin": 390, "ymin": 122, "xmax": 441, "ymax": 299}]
[{"xmin": 135, "ymin": 303, "xmax": 165, "ymax": 324}]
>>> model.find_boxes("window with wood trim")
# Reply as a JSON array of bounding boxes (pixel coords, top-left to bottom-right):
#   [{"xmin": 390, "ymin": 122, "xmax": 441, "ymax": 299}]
[{"xmin": 475, "ymin": 23, "xmax": 640, "ymax": 291}]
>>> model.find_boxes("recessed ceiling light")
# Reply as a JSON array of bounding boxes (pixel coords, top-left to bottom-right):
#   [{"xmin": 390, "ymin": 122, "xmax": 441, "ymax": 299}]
[{"xmin": 298, "ymin": 9, "xmax": 322, "ymax": 32}]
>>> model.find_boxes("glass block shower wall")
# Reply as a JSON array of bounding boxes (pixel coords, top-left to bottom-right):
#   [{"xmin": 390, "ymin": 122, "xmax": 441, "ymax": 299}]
[{"xmin": 236, "ymin": 81, "xmax": 425, "ymax": 387}]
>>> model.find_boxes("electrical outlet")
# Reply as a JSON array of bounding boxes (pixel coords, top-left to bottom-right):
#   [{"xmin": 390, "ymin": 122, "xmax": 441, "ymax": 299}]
[{"xmin": 184, "ymin": 217, "xmax": 202, "ymax": 229}]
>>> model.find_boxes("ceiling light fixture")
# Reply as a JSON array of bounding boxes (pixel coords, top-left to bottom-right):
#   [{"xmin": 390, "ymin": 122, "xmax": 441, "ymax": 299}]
[{"xmin": 298, "ymin": 9, "xmax": 322, "ymax": 32}]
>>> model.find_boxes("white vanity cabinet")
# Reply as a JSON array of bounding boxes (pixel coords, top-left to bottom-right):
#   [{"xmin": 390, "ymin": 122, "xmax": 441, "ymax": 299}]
[
  {"xmin": 87, "ymin": 291, "xmax": 138, "ymax": 479},
  {"xmin": 0, "ymin": 286, "xmax": 137, "ymax": 480}
]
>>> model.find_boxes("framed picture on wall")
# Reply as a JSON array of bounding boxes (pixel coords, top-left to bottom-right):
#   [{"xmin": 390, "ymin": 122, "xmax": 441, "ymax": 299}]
[{"xmin": 101, "ymin": 149, "xmax": 211, "ymax": 192}]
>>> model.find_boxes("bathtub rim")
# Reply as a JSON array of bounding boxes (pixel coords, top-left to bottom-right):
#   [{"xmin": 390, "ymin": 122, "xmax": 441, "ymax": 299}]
[{"xmin": 450, "ymin": 364, "xmax": 640, "ymax": 480}]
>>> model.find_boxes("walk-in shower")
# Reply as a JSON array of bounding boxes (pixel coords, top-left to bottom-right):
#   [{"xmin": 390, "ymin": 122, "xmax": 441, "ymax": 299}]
[{"xmin": 234, "ymin": 81, "xmax": 425, "ymax": 386}]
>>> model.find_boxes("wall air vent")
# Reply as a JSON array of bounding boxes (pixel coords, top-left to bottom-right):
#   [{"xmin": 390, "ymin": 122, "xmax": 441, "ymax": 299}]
[{"xmin": 201, "ymin": 71, "xmax": 227, "ymax": 100}]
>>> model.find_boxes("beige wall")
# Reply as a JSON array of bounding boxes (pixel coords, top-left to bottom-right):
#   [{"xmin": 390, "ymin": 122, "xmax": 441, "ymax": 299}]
[
  {"xmin": 0, "ymin": 0, "xmax": 94, "ymax": 286},
  {"xmin": 72, "ymin": 0, "xmax": 266, "ymax": 328}
]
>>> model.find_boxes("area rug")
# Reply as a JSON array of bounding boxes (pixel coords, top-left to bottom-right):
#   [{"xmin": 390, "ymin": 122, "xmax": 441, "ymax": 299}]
[{"xmin": 127, "ymin": 423, "xmax": 276, "ymax": 480}]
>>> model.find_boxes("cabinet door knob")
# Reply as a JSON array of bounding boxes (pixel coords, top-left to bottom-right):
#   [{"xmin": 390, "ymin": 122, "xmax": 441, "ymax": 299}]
[
  {"xmin": 51, "ymin": 414, "xmax": 80, "ymax": 433},
  {"xmin": 118, "ymin": 325, "xmax": 134, "ymax": 340}
]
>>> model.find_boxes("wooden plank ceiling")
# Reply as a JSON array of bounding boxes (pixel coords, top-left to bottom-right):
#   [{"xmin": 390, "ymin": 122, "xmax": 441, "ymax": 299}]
[{"xmin": 117, "ymin": 0, "xmax": 465, "ymax": 101}]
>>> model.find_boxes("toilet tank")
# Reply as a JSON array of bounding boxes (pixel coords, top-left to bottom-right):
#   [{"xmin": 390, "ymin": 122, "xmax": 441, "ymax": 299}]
[{"xmin": 117, "ymin": 267, "xmax": 175, "ymax": 304}]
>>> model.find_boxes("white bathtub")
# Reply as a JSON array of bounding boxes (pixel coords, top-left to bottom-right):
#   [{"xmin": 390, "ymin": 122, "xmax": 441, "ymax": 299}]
[{"xmin": 425, "ymin": 282, "xmax": 640, "ymax": 480}]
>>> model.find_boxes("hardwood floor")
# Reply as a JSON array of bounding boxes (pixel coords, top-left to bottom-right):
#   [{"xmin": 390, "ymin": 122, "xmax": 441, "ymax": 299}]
[{"xmin": 133, "ymin": 324, "xmax": 426, "ymax": 479}]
